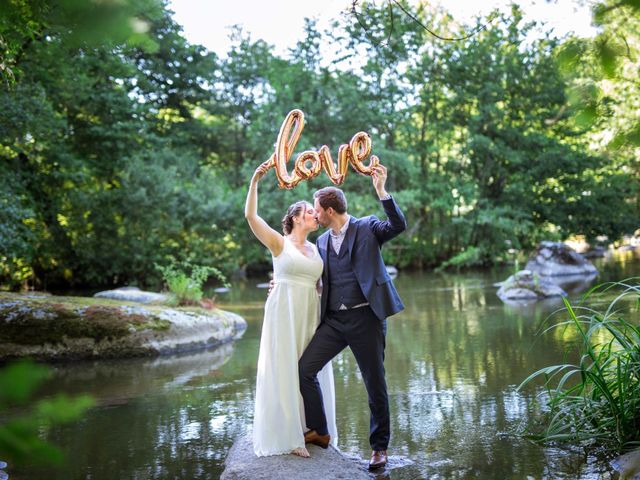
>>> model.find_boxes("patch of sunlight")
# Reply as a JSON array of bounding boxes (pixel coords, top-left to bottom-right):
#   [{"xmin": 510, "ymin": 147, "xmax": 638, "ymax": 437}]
[
  {"xmin": 180, "ymin": 421, "xmax": 202, "ymax": 441},
  {"xmin": 222, "ymin": 233, "xmax": 238, "ymax": 249},
  {"xmin": 0, "ymin": 145, "xmax": 18, "ymax": 158},
  {"xmin": 158, "ymin": 107, "xmax": 185, "ymax": 124},
  {"xmin": 209, "ymin": 415, "xmax": 226, "ymax": 432},
  {"xmin": 56, "ymin": 214, "xmax": 69, "ymax": 227}
]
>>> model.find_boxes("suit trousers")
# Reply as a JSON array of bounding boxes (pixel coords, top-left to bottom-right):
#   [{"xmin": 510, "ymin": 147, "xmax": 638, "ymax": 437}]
[{"xmin": 298, "ymin": 306, "xmax": 390, "ymax": 450}]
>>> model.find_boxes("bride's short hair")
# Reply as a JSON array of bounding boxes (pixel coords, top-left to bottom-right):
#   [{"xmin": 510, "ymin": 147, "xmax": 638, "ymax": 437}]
[{"xmin": 282, "ymin": 201, "xmax": 309, "ymax": 235}]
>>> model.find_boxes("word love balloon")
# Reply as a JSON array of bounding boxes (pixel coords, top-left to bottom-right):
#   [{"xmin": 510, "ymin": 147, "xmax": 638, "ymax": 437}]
[{"xmin": 260, "ymin": 109, "xmax": 379, "ymax": 189}]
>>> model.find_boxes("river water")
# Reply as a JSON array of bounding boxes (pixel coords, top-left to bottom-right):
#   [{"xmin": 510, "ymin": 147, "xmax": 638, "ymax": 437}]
[{"xmin": 9, "ymin": 249, "xmax": 640, "ymax": 479}]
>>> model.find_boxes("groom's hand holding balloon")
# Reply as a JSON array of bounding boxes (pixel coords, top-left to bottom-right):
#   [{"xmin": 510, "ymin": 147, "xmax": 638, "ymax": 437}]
[{"xmin": 371, "ymin": 164, "xmax": 390, "ymax": 200}]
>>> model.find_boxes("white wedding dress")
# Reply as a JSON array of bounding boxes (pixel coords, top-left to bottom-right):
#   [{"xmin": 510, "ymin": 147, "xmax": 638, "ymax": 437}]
[{"xmin": 253, "ymin": 237, "xmax": 337, "ymax": 456}]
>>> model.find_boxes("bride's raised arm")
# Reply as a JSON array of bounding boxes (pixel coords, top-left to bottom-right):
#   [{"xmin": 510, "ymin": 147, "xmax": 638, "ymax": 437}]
[{"xmin": 244, "ymin": 163, "xmax": 284, "ymax": 257}]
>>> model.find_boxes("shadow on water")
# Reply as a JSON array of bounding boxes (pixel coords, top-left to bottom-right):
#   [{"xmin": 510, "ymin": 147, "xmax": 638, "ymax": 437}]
[{"xmin": 5, "ymin": 248, "xmax": 639, "ymax": 479}]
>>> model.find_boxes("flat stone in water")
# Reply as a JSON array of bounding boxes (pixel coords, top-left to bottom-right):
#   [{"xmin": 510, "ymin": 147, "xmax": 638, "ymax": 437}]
[
  {"xmin": 496, "ymin": 269, "xmax": 567, "ymax": 302},
  {"xmin": 222, "ymin": 435, "xmax": 416, "ymax": 479},
  {"xmin": 221, "ymin": 434, "xmax": 370, "ymax": 480},
  {"xmin": 94, "ymin": 287, "xmax": 168, "ymax": 304}
]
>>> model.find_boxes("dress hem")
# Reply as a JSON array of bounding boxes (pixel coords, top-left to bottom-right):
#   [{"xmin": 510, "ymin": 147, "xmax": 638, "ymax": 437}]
[{"xmin": 253, "ymin": 445, "xmax": 307, "ymax": 458}]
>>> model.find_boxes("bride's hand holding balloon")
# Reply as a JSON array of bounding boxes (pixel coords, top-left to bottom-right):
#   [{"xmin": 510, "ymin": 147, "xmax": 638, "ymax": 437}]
[{"xmin": 251, "ymin": 161, "xmax": 271, "ymax": 185}]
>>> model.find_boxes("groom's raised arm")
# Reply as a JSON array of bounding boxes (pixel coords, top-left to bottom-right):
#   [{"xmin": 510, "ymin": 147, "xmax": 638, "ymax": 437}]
[{"xmin": 368, "ymin": 164, "xmax": 407, "ymax": 243}]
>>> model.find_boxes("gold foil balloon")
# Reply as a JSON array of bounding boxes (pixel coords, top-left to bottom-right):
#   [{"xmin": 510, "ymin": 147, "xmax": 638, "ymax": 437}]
[
  {"xmin": 274, "ymin": 109, "xmax": 304, "ymax": 189},
  {"xmin": 294, "ymin": 150, "xmax": 323, "ymax": 180},
  {"xmin": 349, "ymin": 132, "xmax": 380, "ymax": 175},
  {"xmin": 319, "ymin": 144, "xmax": 349, "ymax": 186},
  {"xmin": 263, "ymin": 109, "xmax": 381, "ymax": 189}
]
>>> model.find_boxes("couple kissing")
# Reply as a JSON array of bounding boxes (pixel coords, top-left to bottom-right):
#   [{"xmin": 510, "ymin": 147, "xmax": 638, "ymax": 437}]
[{"xmin": 244, "ymin": 160, "xmax": 406, "ymax": 470}]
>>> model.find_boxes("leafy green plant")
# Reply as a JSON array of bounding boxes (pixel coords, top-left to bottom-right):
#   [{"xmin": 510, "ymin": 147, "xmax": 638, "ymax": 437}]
[
  {"xmin": 437, "ymin": 246, "xmax": 483, "ymax": 271},
  {"xmin": 0, "ymin": 360, "xmax": 94, "ymax": 467},
  {"xmin": 518, "ymin": 279, "xmax": 640, "ymax": 452},
  {"xmin": 155, "ymin": 259, "xmax": 229, "ymax": 307}
]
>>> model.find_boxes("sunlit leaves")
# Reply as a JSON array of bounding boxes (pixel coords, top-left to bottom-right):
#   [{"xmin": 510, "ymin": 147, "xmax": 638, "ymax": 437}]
[
  {"xmin": 567, "ymin": 82, "xmax": 601, "ymax": 129},
  {"xmin": 0, "ymin": 360, "xmax": 49, "ymax": 406},
  {"xmin": 0, "ymin": 0, "xmax": 163, "ymax": 85},
  {"xmin": 564, "ymin": 1, "xmax": 640, "ymax": 153},
  {"xmin": 0, "ymin": 360, "xmax": 94, "ymax": 466}
]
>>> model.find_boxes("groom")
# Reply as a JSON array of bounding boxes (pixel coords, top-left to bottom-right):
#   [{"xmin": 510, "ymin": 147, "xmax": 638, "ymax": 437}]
[{"xmin": 299, "ymin": 163, "xmax": 406, "ymax": 470}]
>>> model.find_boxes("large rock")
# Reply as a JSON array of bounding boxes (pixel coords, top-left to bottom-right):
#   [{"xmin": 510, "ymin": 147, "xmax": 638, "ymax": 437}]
[
  {"xmin": 525, "ymin": 241, "xmax": 598, "ymax": 277},
  {"xmin": 0, "ymin": 292, "xmax": 247, "ymax": 361},
  {"xmin": 94, "ymin": 286, "xmax": 168, "ymax": 304},
  {"xmin": 221, "ymin": 435, "xmax": 371, "ymax": 480},
  {"xmin": 611, "ymin": 448, "xmax": 640, "ymax": 480},
  {"xmin": 497, "ymin": 270, "xmax": 567, "ymax": 302}
]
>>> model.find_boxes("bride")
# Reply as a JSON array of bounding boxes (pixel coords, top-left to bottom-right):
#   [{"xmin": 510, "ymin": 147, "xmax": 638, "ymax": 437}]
[{"xmin": 244, "ymin": 163, "xmax": 337, "ymax": 457}]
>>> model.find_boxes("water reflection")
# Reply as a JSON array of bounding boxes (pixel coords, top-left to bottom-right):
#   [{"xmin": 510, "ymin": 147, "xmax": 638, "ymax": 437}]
[
  {"xmin": 7, "ymin": 251, "xmax": 639, "ymax": 480},
  {"xmin": 550, "ymin": 272, "xmax": 598, "ymax": 295},
  {"xmin": 45, "ymin": 343, "xmax": 238, "ymax": 407}
]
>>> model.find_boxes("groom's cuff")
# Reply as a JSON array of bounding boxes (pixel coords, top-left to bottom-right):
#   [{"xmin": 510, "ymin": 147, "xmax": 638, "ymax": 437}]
[{"xmin": 379, "ymin": 194, "xmax": 391, "ymax": 201}]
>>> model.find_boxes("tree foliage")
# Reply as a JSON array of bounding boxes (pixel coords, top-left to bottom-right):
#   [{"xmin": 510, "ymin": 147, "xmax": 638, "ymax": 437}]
[{"xmin": 0, "ymin": 0, "xmax": 637, "ymax": 290}]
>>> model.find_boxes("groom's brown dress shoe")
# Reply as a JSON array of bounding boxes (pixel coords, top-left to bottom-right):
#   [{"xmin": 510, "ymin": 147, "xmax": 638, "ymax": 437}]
[
  {"xmin": 303, "ymin": 430, "xmax": 330, "ymax": 449},
  {"xmin": 369, "ymin": 450, "xmax": 388, "ymax": 470}
]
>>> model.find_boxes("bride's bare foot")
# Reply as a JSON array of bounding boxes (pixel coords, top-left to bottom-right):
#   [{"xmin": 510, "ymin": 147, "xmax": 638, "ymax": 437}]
[{"xmin": 291, "ymin": 447, "xmax": 310, "ymax": 458}]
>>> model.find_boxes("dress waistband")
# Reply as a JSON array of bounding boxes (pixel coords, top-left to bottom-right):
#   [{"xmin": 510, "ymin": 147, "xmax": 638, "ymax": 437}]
[{"xmin": 276, "ymin": 275, "xmax": 317, "ymax": 288}]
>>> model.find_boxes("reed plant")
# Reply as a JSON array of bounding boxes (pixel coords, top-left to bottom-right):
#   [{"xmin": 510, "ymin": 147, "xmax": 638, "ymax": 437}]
[{"xmin": 518, "ymin": 278, "xmax": 640, "ymax": 452}]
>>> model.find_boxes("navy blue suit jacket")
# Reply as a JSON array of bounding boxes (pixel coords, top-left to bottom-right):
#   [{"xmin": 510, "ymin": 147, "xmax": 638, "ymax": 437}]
[{"xmin": 316, "ymin": 197, "xmax": 407, "ymax": 322}]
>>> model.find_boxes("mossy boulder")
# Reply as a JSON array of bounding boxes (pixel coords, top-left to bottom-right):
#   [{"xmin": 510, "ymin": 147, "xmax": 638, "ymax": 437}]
[
  {"xmin": 525, "ymin": 241, "xmax": 598, "ymax": 277},
  {"xmin": 0, "ymin": 292, "xmax": 247, "ymax": 362},
  {"xmin": 496, "ymin": 270, "xmax": 567, "ymax": 302}
]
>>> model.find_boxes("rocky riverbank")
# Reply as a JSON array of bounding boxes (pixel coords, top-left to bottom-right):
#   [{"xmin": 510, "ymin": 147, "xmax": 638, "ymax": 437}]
[{"xmin": 0, "ymin": 292, "xmax": 247, "ymax": 362}]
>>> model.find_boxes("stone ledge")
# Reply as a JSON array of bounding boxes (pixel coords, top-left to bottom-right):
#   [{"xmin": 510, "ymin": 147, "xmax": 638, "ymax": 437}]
[
  {"xmin": 221, "ymin": 435, "xmax": 371, "ymax": 480},
  {"xmin": 0, "ymin": 292, "xmax": 247, "ymax": 362},
  {"xmin": 94, "ymin": 286, "xmax": 168, "ymax": 304}
]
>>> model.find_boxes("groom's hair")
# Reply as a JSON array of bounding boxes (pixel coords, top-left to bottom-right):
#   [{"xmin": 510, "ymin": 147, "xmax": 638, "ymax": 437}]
[{"xmin": 314, "ymin": 187, "xmax": 347, "ymax": 214}]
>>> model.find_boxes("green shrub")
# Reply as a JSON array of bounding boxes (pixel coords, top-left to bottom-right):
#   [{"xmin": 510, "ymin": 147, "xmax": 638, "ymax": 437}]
[
  {"xmin": 437, "ymin": 246, "xmax": 483, "ymax": 271},
  {"xmin": 155, "ymin": 259, "xmax": 229, "ymax": 306}
]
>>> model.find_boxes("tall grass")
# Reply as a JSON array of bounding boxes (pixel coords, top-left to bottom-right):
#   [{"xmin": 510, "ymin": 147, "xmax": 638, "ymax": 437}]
[{"xmin": 518, "ymin": 278, "xmax": 640, "ymax": 452}]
